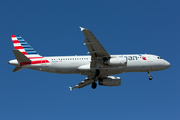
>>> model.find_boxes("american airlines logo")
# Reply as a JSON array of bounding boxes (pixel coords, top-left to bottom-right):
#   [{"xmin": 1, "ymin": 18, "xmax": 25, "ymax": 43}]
[{"xmin": 123, "ymin": 55, "xmax": 146, "ymax": 61}]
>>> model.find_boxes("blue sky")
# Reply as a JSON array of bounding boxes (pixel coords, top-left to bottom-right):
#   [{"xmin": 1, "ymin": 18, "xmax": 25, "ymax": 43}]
[{"xmin": 1, "ymin": 0, "xmax": 180, "ymax": 120}]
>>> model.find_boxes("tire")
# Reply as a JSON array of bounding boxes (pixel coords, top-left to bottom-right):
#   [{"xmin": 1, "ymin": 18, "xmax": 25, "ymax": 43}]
[
  {"xmin": 91, "ymin": 82, "xmax": 97, "ymax": 89},
  {"xmin": 149, "ymin": 76, "xmax": 153, "ymax": 80}
]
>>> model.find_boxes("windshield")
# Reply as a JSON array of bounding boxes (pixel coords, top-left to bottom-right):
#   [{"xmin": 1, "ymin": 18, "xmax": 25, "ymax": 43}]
[{"xmin": 157, "ymin": 56, "xmax": 162, "ymax": 59}]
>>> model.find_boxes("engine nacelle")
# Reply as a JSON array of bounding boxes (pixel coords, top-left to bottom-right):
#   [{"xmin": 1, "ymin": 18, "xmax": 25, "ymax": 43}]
[
  {"xmin": 99, "ymin": 76, "xmax": 121, "ymax": 86},
  {"xmin": 104, "ymin": 57, "xmax": 127, "ymax": 66}
]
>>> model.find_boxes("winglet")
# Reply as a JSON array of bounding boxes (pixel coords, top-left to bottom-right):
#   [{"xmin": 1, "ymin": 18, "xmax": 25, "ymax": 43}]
[
  {"xmin": 79, "ymin": 26, "xmax": 85, "ymax": 31},
  {"xmin": 69, "ymin": 86, "xmax": 73, "ymax": 91}
]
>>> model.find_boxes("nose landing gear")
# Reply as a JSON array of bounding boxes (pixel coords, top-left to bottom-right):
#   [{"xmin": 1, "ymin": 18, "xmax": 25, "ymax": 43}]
[
  {"xmin": 149, "ymin": 76, "xmax": 153, "ymax": 80},
  {"xmin": 148, "ymin": 71, "xmax": 153, "ymax": 80}
]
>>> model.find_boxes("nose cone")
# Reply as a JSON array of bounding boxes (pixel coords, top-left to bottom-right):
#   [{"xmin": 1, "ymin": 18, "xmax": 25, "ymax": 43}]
[{"xmin": 164, "ymin": 60, "xmax": 171, "ymax": 69}]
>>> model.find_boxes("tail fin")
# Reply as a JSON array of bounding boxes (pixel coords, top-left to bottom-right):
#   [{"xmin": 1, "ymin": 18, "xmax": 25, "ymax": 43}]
[
  {"xmin": 11, "ymin": 35, "xmax": 42, "ymax": 59},
  {"xmin": 10, "ymin": 35, "xmax": 49, "ymax": 67}
]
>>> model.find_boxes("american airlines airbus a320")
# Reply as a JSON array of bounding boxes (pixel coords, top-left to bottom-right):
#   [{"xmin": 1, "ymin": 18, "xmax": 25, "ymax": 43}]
[{"xmin": 9, "ymin": 27, "xmax": 170, "ymax": 90}]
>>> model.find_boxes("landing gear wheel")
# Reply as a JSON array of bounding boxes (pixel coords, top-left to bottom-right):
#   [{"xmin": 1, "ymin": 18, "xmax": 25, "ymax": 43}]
[
  {"xmin": 92, "ymin": 69, "xmax": 100, "ymax": 89},
  {"xmin": 91, "ymin": 82, "xmax": 97, "ymax": 89},
  {"xmin": 147, "ymin": 71, "xmax": 153, "ymax": 80},
  {"xmin": 149, "ymin": 76, "xmax": 153, "ymax": 80}
]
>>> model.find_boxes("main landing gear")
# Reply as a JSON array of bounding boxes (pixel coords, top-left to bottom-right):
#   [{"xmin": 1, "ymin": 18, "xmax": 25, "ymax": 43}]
[
  {"xmin": 148, "ymin": 71, "xmax": 153, "ymax": 80},
  {"xmin": 91, "ymin": 82, "xmax": 97, "ymax": 89},
  {"xmin": 91, "ymin": 69, "xmax": 100, "ymax": 89}
]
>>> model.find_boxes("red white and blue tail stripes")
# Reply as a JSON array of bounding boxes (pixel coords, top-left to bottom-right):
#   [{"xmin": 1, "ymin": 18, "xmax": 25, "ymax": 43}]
[
  {"xmin": 11, "ymin": 35, "xmax": 41, "ymax": 58},
  {"xmin": 11, "ymin": 35, "xmax": 49, "ymax": 66}
]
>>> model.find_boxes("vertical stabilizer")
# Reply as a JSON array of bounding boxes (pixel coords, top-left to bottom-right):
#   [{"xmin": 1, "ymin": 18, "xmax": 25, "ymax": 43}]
[
  {"xmin": 10, "ymin": 35, "xmax": 49, "ymax": 69},
  {"xmin": 11, "ymin": 35, "xmax": 42, "ymax": 59}
]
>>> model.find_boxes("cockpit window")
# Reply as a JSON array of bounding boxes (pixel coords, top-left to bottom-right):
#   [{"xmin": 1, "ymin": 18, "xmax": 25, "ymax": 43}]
[{"xmin": 157, "ymin": 57, "xmax": 162, "ymax": 59}]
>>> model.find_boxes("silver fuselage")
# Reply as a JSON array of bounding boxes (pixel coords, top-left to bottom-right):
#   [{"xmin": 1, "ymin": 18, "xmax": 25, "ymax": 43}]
[{"xmin": 9, "ymin": 54, "xmax": 170, "ymax": 76}]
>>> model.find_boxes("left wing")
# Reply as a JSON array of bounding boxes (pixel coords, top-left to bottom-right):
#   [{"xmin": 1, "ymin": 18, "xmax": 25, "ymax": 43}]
[{"xmin": 69, "ymin": 78, "xmax": 95, "ymax": 91}]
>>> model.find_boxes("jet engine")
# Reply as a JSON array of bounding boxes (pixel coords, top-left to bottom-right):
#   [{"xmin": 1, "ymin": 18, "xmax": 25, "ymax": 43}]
[
  {"xmin": 99, "ymin": 76, "xmax": 121, "ymax": 86},
  {"xmin": 104, "ymin": 57, "xmax": 127, "ymax": 66}
]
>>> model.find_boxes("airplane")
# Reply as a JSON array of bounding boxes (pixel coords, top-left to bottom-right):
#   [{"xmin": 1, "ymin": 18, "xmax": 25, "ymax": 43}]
[{"xmin": 8, "ymin": 27, "xmax": 170, "ymax": 91}]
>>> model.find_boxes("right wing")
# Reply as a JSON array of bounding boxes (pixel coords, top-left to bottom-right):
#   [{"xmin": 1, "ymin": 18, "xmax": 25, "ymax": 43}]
[{"xmin": 80, "ymin": 27, "xmax": 110, "ymax": 60}]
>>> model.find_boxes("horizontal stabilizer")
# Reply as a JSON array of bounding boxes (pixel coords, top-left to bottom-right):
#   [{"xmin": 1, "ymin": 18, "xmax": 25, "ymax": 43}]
[
  {"xmin": 13, "ymin": 50, "xmax": 31, "ymax": 62},
  {"xmin": 13, "ymin": 66, "xmax": 23, "ymax": 72}
]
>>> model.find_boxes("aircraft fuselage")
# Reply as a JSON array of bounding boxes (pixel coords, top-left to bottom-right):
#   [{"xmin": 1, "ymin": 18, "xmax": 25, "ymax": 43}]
[{"xmin": 9, "ymin": 54, "xmax": 170, "ymax": 76}]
